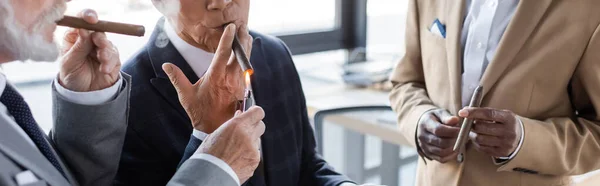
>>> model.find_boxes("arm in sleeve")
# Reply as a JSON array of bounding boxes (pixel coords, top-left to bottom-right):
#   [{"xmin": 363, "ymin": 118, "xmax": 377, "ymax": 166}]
[
  {"xmin": 168, "ymin": 155, "xmax": 239, "ymax": 186},
  {"xmin": 497, "ymin": 23, "xmax": 600, "ymax": 176},
  {"xmin": 177, "ymin": 130, "xmax": 207, "ymax": 167},
  {"xmin": 171, "ymin": 130, "xmax": 239, "ymax": 186},
  {"xmin": 50, "ymin": 72, "xmax": 131, "ymax": 186},
  {"xmin": 388, "ymin": 0, "xmax": 437, "ymax": 153}
]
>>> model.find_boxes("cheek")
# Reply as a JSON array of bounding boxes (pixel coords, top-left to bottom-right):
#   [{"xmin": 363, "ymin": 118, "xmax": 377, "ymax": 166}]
[
  {"xmin": 10, "ymin": 0, "xmax": 52, "ymax": 27},
  {"xmin": 235, "ymin": 0, "xmax": 250, "ymax": 20},
  {"xmin": 206, "ymin": 30, "xmax": 224, "ymax": 51}
]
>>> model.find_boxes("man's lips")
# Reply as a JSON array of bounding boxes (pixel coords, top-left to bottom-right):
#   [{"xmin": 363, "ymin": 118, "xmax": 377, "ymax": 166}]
[{"xmin": 209, "ymin": 20, "xmax": 243, "ymax": 31}]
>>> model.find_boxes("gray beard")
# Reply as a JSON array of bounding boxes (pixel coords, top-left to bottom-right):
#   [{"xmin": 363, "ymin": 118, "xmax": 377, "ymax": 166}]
[{"xmin": 0, "ymin": 0, "xmax": 63, "ymax": 62}]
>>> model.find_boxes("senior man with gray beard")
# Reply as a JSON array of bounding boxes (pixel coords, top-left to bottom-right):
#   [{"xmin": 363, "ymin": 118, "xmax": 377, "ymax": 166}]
[{"xmin": 0, "ymin": 0, "xmax": 267, "ymax": 185}]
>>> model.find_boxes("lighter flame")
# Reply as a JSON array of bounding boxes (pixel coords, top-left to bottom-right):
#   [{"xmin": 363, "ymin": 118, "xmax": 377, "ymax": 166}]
[{"xmin": 244, "ymin": 70, "xmax": 252, "ymax": 90}]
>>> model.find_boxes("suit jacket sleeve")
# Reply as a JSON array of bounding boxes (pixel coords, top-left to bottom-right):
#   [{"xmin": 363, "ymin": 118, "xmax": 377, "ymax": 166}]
[
  {"xmin": 50, "ymin": 73, "xmax": 131, "ymax": 186},
  {"xmin": 497, "ymin": 23, "xmax": 600, "ymax": 176},
  {"xmin": 168, "ymin": 158, "xmax": 238, "ymax": 186},
  {"xmin": 177, "ymin": 134, "xmax": 202, "ymax": 168},
  {"xmin": 388, "ymin": 0, "xmax": 438, "ymax": 149}
]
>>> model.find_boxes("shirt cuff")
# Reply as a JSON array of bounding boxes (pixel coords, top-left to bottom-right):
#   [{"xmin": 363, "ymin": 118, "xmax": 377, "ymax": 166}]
[
  {"xmin": 337, "ymin": 181, "xmax": 357, "ymax": 186},
  {"xmin": 496, "ymin": 118, "xmax": 525, "ymax": 160},
  {"xmin": 190, "ymin": 153, "xmax": 240, "ymax": 186},
  {"xmin": 192, "ymin": 129, "xmax": 209, "ymax": 141},
  {"xmin": 54, "ymin": 74, "xmax": 123, "ymax": 106}
]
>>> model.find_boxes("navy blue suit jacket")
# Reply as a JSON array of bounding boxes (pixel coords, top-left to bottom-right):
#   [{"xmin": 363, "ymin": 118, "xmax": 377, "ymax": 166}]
[{"xmin": 115, "ymin": 19, "xmax": 351, "ymax": 186}]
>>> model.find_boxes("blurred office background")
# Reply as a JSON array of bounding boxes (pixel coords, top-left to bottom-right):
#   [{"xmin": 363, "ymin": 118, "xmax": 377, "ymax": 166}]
[{"xmin": 5, "ymin": 0, "xmax": 599, "ymax": 185}]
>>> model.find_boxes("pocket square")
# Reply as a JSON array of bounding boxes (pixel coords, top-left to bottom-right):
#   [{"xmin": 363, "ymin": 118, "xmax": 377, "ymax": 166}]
[
  {"xmin": 430, "ymin": 18, "xmax": 446, "ymax": 38},
  {"xmin": 14, "ymin": 170, "xmax": 40, "ymax": 186}
]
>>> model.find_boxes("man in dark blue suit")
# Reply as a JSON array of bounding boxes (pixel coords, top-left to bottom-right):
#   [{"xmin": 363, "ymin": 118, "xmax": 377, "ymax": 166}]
[{"xmin": 115, "ymin": 0, "xmax": 359, "ymax": 185}]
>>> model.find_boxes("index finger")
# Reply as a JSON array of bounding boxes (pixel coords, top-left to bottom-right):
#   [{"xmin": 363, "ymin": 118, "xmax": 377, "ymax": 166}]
[
  {"xmin": 423, "ymin": 119, "xmax": 461, "ymax": 138},
  {"xmin": 250, "ymin": 121, "xmax": 266, "ymax": 140},
  {"xmin": 62, "ymin": 28, "xmax": 79, "ymax": 54},
  {"xmin": 208, "ymin": 24, "xmax": 236, "ymax": 75},
  {"xmin": 237, "ymin": 24, "xmax": 253, "ymax": 59},
  {"xmin": 458, "ymin": 107, "xmax": 511, "ymax": 123}
]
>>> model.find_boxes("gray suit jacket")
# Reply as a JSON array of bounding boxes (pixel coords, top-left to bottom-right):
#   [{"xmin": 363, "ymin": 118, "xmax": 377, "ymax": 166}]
[
  {"xmin": 167, "ymin": 158, "xmax": 238, "ymax": 186},
  {"xmin": 0, "ymin": 73, "xmax": 238, "ymax": 186},
  {"xmin": 0, "ymin": 73, "xmax": 131, "ymax": 186}
]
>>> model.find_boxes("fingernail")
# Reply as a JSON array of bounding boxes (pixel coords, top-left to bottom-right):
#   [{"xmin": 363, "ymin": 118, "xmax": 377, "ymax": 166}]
[
  {"xmin": 86, "ymin": 11, "xmax": 96, "ymax": 18},
  {"xmin": 162, "ymin": 63, "xmax": 172, "ymax": 74},
  {"xmin": 458, "ymin": 110, "xmax": 468, "ymax": 117},
  {"xmin": 229, "ymin": 24, "xmax": 236, "ymax": 32}
]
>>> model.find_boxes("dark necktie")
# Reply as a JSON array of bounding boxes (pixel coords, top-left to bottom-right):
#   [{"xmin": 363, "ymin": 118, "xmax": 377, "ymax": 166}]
[{"xmin": 0, "ymin": 85, "xmax": 66, "ymax": 178}]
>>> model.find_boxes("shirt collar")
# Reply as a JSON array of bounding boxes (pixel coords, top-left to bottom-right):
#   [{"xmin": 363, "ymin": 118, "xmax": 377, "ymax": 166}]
[
  {"xmin": 0, "ymin": 71, "xmax": 7, "ymax": 95},
  {"xmin": 164, "ymin": 20, "xmax": 214, "ymax": 78}
]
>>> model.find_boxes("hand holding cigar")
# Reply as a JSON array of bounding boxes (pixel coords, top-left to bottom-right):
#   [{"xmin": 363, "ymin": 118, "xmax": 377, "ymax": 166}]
[
  {"xmin": 415, "ymin": 109, "xmax": 461, "ymax": 163},
  {"xmin": 57, "ymin": 15, "xmax": 145, "ymax": 37},
  {"xmin": 457, "ymin": 88, "xmax": 523, "ymax": 161}
]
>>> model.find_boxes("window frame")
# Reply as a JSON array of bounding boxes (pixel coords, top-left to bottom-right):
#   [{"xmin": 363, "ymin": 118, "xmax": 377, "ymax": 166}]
[{"xmin": 276, "ymin": 0, "xmax": 368, "ymax": 56}]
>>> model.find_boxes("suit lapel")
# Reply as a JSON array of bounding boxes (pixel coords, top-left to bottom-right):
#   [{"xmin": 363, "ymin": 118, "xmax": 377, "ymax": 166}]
[
  {"xmin": 0, "ymin": 117, "xmax": 69, "ymax": 186},
  {"xmin": 479, "ymin": 0, "xmax": 553, "ymax": 97},
  {"xmin": 445, "ymin": 0, "xmax": 467, "ymax": 113},
  {"xmin": 147, "ymin": 18, "xmax": 200, "ymax": 120}
]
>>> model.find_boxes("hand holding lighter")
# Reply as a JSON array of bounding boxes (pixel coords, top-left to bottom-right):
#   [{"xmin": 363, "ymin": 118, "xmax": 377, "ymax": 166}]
[{"xmin": 453, "ymin": 86, "xmax": 484, "ymax": 163}]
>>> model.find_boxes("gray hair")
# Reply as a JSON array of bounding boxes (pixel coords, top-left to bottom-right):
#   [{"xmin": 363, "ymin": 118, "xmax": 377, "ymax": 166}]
[{"xmin": 0, "ymin": 0, "xmax": 65, "ymax": 62}]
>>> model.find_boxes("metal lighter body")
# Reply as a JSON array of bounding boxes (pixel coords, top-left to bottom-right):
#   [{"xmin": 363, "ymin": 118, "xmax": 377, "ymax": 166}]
[
  {"xmin": 453, "ymin": 86, "xmax": 484, "ymax": 163},
  {"xmin": 242, "ymin": 89, "xmax": 254, "ymax": 112}
]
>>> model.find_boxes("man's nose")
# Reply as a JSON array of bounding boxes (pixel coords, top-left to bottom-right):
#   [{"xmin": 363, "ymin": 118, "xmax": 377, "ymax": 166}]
[{"xmin": 207, "ymin": 0, "xmax": 232, "ymax": 11}]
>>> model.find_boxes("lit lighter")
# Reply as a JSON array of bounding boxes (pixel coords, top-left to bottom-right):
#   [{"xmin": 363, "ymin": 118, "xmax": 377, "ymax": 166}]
[
  {"xmin": 453, "ymin": 86, "xmax": 484, "ymax": 163},
  {"xmin": 242, "ymin": 70, "xmax": 254, "ymax": 112}
]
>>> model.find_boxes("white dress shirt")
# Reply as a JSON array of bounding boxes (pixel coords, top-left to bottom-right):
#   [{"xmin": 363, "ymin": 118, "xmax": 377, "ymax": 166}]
[
  {"xmin": 165, "ymin": 20, "xmax": 240, "ymax": 185},
  {"xmin": 461, "ymin": 0, "xmax": 523, "ymax": 160}
]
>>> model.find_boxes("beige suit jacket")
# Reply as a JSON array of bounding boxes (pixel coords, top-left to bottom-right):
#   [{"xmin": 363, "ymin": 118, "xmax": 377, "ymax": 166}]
[{"xmin": 389, "ymin": 0, "xmax": 600, "ymax": 185}]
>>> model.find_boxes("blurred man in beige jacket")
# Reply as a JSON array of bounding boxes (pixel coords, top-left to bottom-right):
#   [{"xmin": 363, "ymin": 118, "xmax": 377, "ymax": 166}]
[{"xmin": 389, "ymin": 0, "xmax": 600, "ymax": 185}]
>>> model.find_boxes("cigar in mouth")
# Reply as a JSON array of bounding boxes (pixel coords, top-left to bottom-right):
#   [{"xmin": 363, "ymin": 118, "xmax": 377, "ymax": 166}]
[
  {"xmin": 56, "ymin": 15, "xmax": 145, "ymax": 37},
  {"xmin": 232, "ymin": 32, "xmax": 254, "ymax": 75}
]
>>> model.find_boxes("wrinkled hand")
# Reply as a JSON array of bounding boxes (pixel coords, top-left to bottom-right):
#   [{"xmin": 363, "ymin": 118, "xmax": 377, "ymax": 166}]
[
  {"xmin": 59, "ymin": 9, "xmax": 121, "ymax": 92},
  {"xmin": 458, "ymin": 107, "xmax": 521, "ymax": 157},
  {"xmin": 163, "ymin": 23, "xmax": 253, "ymax": 133},
  {"xmin": 417, "ymin": 109, "xmax": 461, "ymax": 163},
  {"xmin": 197, "ymin": 106, "xmax": 265, "ymax": 184}
]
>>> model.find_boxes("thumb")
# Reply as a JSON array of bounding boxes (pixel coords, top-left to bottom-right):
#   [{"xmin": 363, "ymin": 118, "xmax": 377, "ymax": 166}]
[
  {"xmin": 436, "ymin": 110, "xmax": 459, "ymax": 126},
  {"xmin": 162, "ymin": 63, "xmax": 192, "ymax": 95}
]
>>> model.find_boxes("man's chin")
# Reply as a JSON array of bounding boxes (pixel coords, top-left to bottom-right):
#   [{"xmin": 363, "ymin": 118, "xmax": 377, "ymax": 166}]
[{"xmin": 18, "ymin": 41, "xmax": 59, "ymax": 62}]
